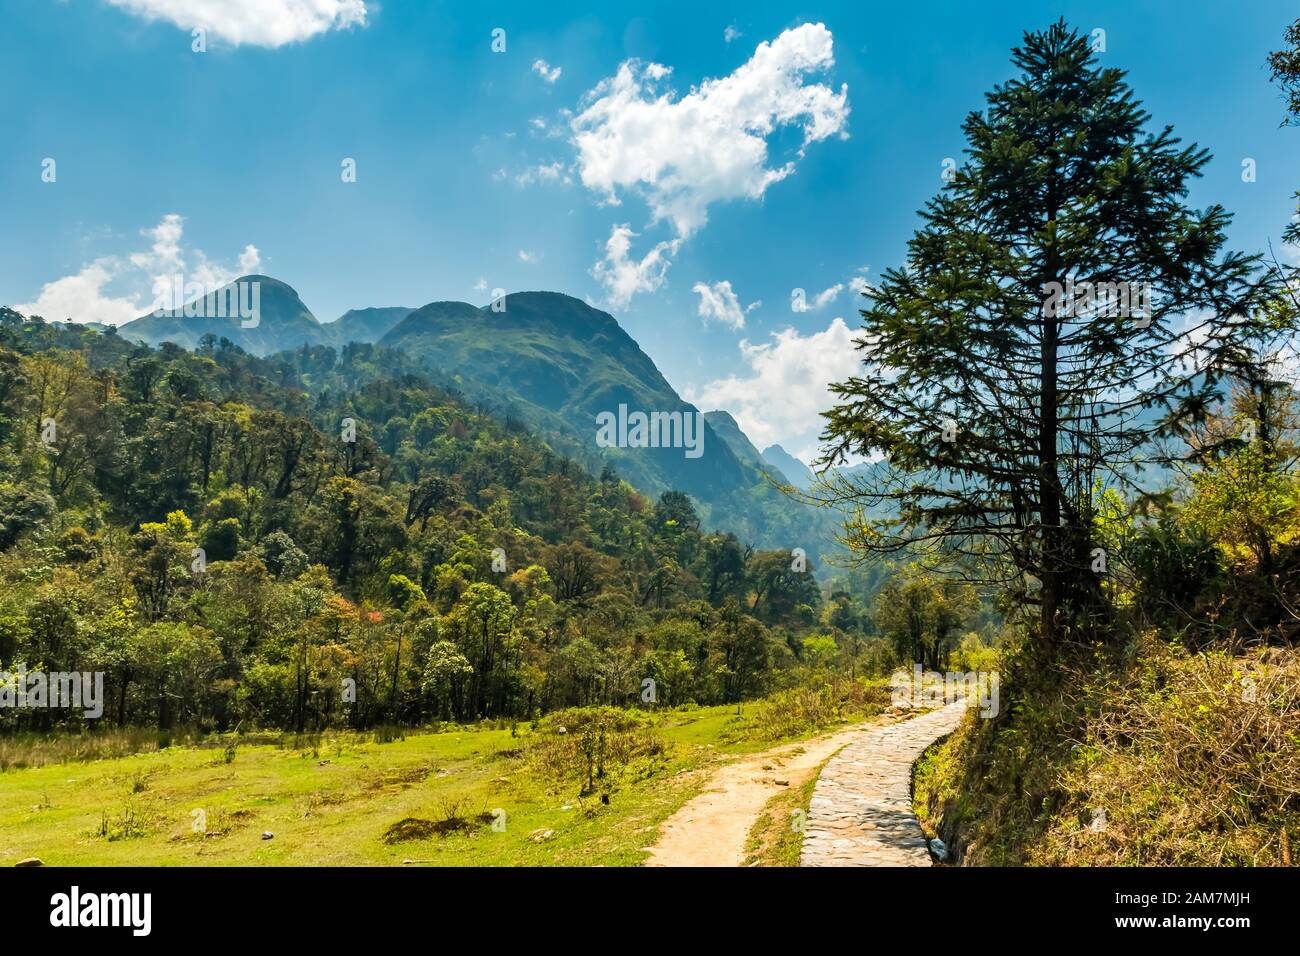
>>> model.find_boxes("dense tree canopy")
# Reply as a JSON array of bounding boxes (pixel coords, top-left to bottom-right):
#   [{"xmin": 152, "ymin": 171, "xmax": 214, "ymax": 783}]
[{"xmin": 0, "ymin": 311, "xmax": 904, "ymax": 732}]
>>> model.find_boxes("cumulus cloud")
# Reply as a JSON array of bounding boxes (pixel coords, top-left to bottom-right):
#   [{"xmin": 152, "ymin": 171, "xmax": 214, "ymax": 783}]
[
  {"xmin": 692, "ymin": 279, "xmax": 758, "ymax": 330},
  {"xmin": 518, "ymin": 249, "xmax": 541, "ymax": 264},
  {"xmin": 532, "ymin": 58, "xmax": 562, "ymax": 84},
  {"xmin": 570, "ymin": 22, "xmax": 848, "ymax": 240},
  {"xmin": 13, "ymin": 214, "xmax": 261, "ymax": 325},
  {"xmin": 129, "ymin": 213, "xmax": 184, "ymax": 274},
  {"xmin": 684, "ymin": 317, "xmax": 861, "ymax": 461},
  {"xmin": 12, "ymin": 260, "xmax": 145, "ymax": 327},
  {"xmin": 724, "ymin": 25, "xmax": 742, "ymax": 44},
  {"xmin": 570, "ymin": 23, "xmax": 847, "ymax": 308},
  {"xmin": 104, "ymin": 0, "xmax": 368, "ymax": 48},
  {"xmin": 591, "ymin": 224, "xmax": 680, "ymax": 309}
]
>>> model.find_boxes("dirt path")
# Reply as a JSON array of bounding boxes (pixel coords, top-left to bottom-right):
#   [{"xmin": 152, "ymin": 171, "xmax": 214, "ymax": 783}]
[{"xmin": 644, "ymin": 713, "xmax": 912, "ymax": 867}]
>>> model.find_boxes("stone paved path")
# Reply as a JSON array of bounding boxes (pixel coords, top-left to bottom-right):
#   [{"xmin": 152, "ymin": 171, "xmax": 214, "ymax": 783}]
[
  {"xmin": 800, "ymin": 699, "xmax": 968, "ymax": 867},
  {"xmin": 645, "ymin": 718, "xmax": 885, "ymax": 867}
]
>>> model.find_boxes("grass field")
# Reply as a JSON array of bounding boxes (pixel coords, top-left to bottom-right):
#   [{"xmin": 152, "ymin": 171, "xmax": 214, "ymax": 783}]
[{"xmin": 1, "ymin": 687, "xmax": 887, "ymax": 866}]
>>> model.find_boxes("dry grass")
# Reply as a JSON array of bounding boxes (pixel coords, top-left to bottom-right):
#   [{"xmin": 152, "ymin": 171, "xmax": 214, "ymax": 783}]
[
  {"xmin": 731, "ymin": 678, "xmax": 890, "ymax": 743},
  {"xmin": 526, "ymin": 707, "xmax": 667, "ymax": 794},
  {"xmin": 1036, "ymin": 639, "xmax": 1300, "ymax": 865}
]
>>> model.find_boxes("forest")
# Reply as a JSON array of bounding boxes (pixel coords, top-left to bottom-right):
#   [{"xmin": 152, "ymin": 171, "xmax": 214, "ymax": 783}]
[{"xmin": 0, "ymin": 314, "xmax": 918, "ymax": 732}]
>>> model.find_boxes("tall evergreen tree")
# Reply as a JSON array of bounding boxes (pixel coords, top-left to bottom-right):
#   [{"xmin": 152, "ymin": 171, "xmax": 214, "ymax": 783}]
[
  {"xmin": 1268, "ymin": 16, "xmax": 1300, "ymax": 126},
  {"xmin": 820, "ymin": 21, "xmax": 1266, "ymax": 644}
]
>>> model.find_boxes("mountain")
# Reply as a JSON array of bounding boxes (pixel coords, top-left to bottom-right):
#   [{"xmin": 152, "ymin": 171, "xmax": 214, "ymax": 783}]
[
  {"xmin": 381, "ymin": 291, "xmax": 842, "ymax": 557},
  {"xmin": 382, "ymin": 292, "xmax": 749, "ymax": 498},
  {"xmin": 706, "ymin": 412, "xmax": 814, "ymax": 489},
  {"xmin": 761, "ymin": 444, "xmax": 816, "ymax": 490},
  {"xmin": 705, "ymin": 411, "xmax": 778, "ymax": 478},
  {"xmin": 118, "ymin": 275, "xmax": 324, "ymax": 354},
  {"xmin": 117, "ymin": 276, "xmax": 413, "ymax": 354},
  {"xmin": 325, "ymin": 306, "xmax": 414, "ymax": 344},
  {"xmin": 120, "ymin": 279, "xmax": 842, "ymax": 557}
]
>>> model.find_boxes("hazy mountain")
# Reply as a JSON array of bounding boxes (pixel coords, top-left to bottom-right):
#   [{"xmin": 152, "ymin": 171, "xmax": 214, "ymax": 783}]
[
  {"xmin": 706, "ymin": 411, "xmax": 786, "ymax": 481},
  {"xmin": 761, "ymin": 444, "xmax": 816, "ymax": 490},
  {"xmin": 325, "ymin": 306, "xmax": 414, "ymax": 345},
  {"xmin": 117, "ymin": 275, "xmax": 324, "ymax": 354},
  {"xmin": 382, "ymin": 292, "xmax": 751, "ymax": 498},
  {"xmin": 118, "ymin": 276, "xmax": 413, "ymax": 354}
]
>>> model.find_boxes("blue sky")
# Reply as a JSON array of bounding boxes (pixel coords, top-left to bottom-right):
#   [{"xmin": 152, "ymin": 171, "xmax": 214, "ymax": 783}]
[{"xmin": 3, "ymin": 0, "xmax": 1298, "ymax": 460}]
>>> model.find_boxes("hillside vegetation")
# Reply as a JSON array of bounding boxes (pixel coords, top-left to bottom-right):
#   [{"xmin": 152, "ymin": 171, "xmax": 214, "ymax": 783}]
[{"xmin": 0, "ymin": 311, "xmax": 898, "ymax": 734}]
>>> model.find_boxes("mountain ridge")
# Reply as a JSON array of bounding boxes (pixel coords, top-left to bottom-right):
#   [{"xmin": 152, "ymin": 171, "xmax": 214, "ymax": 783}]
[{"xmin": 115, "ymin": 276, "xmax": 842, "ymax": 558}]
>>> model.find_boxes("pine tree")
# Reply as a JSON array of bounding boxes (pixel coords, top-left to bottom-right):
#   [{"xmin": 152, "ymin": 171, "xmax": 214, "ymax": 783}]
[{"xmin": 820, "ymin": 21, "xmax": 1267, "ymax": 644}]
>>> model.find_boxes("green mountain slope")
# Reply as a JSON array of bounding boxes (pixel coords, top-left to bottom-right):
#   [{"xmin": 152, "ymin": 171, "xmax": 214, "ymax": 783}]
[
  {"xmin": 381, "ymin": 292, "xmax": 750, "ymax": 498},
  {"xmin": 706, "ymin": 412, "xmax": 793, "ymax": 482},
  {"xmin": 381, "ymin": 292, "xmax": 842, "ymax": 558},
  {"xmin": 118, "ymin": 279, "xmax": 842, "ymax": 558},
  {"xmin": 117, "ymin": 275, "xmax": 324, "ymax": 353}
]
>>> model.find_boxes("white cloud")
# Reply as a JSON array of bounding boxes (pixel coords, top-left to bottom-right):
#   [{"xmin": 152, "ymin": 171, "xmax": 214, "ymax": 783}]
[
  {"xmin": 514, "ymin": 161, "xmax": 569, "ymax": 186},
  {"xmin": 685, "ymin": 317, "xmax": 861, "ymax": 461},
  {"xmin": 473, "ymin": 277, "xmax": 488, "ymax": 292},
  {"xmin": 692, "ymin": 279, "xmax": 758, "ymax": 330},
  {"xmin": 814, "ymin": 283, "xmax": 844, "ymax": 307},
  {"xmin": 13, "ymin": 214, "xmax": 261, "ymax": 325},
  {"xmin": 532, "ymin": 58, "xmax": 562, "ymax": 84},
  {"xmin": 518, "ymin": 249, "xmax": 541, "ymax": 263},
  {"xmin": 724, "ymin": 25, "xmax": 742, "ymax": 44},
  {"xmin": 570, "ymin": 23, "xmax": 848, "ymax": 240},
  {"xmin": 12, "ymin": 259, "xmax": 145, "ymax": 327},
  {"xmin": 104, "ymin": 0, "xmax": 368, "ymax": 48},
  {"xmin": 792, "ymin": 282, "xmax": 844, "ymax": 312},
  {"xmin": 528, "ymin": 109, "xmax": 572, "ymax": 139},
  {"xmin": 129, "ymin": 213, "xmax": 184, "ymax": 274},
  {"xmin": 570, "ymin": 23, "xmax": 847, "ymax": 308},
  {"xmin": 591, "ymin": 224, "xmax": 680, "ymax": 309},
  {"xmin": 238, "ymin": 244, "xmax": 262, "ymax": 272}
]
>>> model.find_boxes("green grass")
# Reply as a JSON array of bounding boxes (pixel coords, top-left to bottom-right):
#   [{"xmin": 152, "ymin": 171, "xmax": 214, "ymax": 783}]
[
  {"xmin": 742, "ymin": 756, "xmax": 828, "ymax": 867},
  {"xmin": 0, "ymin": 695, "xmax": 876, "ymax": 867}
]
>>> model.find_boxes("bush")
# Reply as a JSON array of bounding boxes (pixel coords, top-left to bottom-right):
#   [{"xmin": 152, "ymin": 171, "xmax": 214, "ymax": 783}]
[
  {"xmin": 916, "ymin": 636, "xmax": 1300, "ymax": 866},
  {"xmin": 527, "ymin": 706, "xmax": 664, "ymax": 793},
  {"xmin": 1035, "ymin": 640, "xmax": 1300, "ymax": 865},
  {"xmin": 1124, "ymin": 519, "xmax": 1225, "ymax": 626},
  {"xmin": 731, "ymin": 677, "xmax": 890, "ymax": 743}
]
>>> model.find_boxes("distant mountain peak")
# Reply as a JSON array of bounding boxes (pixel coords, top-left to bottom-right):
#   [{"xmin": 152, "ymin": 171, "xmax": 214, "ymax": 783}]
[
  {"xmin": 761, "ymin": 444, "xmax": 816, "ymax": 491},
  {"xmin": 117, "ymin": 276, "xmax": 424, "ymax": 354}
]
